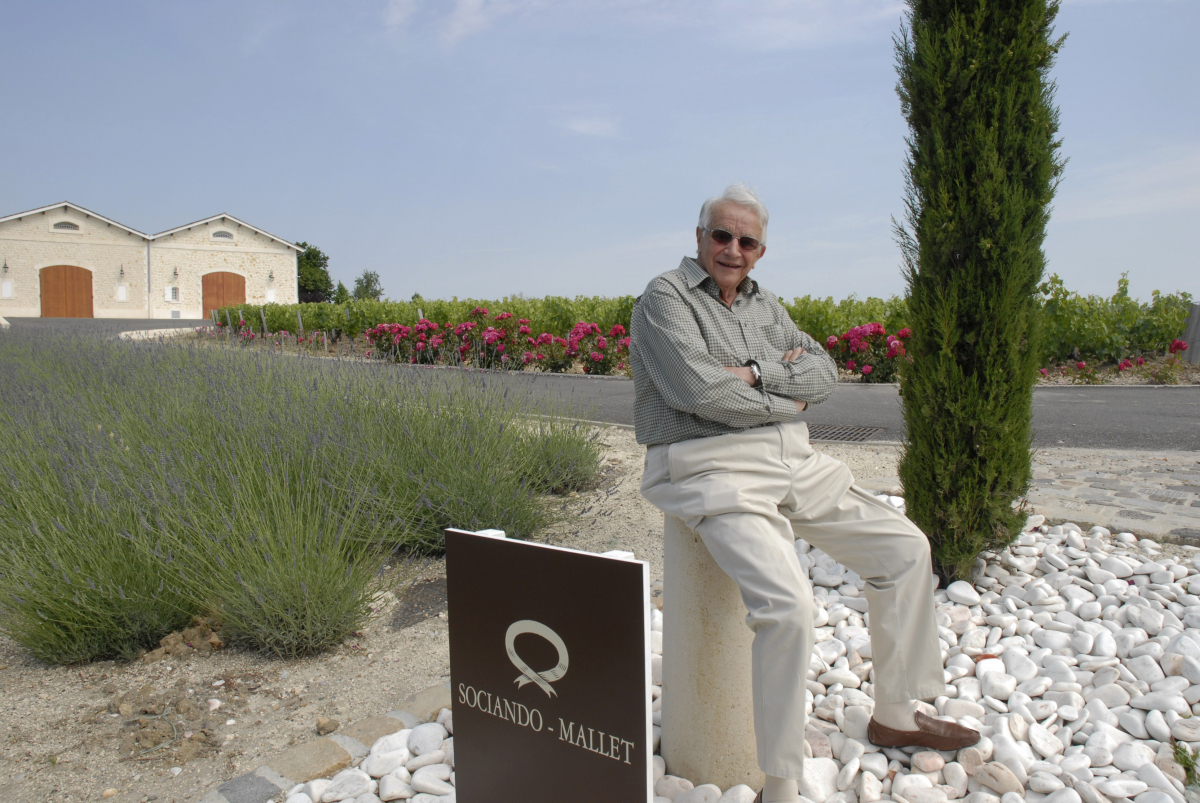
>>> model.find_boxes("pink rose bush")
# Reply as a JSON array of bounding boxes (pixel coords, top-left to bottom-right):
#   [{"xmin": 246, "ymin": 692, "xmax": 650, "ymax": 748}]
[
  {"xmin": 363, "ymin": 311, "xmax": 629, "ymax": 374},
  {"xmin": 1041, "ymin": 339, "xmax": 1190, "ymax": 384},
  {"xmin": 363, "ymin": 319, "xmax": 451, "ymax": 365},
  {"xmin": 1142, "ymin": 339, "xmax": 1190, "ymax": 384},
  {"xmin": 823, "ymin": 323, "xmax": 909, "ymax": 383}
]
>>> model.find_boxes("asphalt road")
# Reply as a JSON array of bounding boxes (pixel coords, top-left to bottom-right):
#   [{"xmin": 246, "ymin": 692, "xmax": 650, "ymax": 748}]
[
  {"xmin": 6, "ymin": 317, "xmax": 1197, "ymax": 450},
  {"xmin": 456, "ymin": 372, "xmax": 1200, "ymax": 452}
]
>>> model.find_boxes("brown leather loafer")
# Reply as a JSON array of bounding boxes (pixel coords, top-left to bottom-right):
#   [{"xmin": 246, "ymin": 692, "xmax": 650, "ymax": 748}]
[{"xmin": 868, "ymin": 710, "xmax": 981, "ymax": 750}]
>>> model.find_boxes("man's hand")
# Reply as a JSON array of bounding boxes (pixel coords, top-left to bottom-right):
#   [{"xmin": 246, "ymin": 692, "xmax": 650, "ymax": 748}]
[{"xmin": 785, "ymin": 348, "xmax": 808, "ymax": 412}]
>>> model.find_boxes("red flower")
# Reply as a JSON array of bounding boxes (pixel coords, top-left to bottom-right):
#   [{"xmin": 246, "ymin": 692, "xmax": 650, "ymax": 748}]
[
  {"xmin": 1040, "ymin": 368, "xmax": 1049, "ymax": 376},
  {"xmin": 846, "ymin": 360, "xmax": 857, "ymax": 371},
  {"xmin": 1076, "ymin": 361, "xmax": 1086, "ymax": 370},
  {"xmin": 862, "ymin": 365, "xmax": 873, "ymax": 375},
  {"xmin": 1136, "ymin": 356, "xmax": 1145, "ymax": 366},
  {"xmin": 1170, "ymin": 339, "xmax": 1189, "ymax": 355}
]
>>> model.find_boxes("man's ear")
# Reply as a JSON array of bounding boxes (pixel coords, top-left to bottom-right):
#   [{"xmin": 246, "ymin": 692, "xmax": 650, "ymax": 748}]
[{"xmin": 696, "ymin": 227, "xmax": 704, "ymax": 256}]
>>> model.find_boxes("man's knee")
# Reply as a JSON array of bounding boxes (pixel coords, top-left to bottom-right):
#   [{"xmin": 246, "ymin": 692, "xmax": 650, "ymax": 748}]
[
  {"xmin": 855, "ymin": 511, "xmax": 933, "ymax": 584},
  {"xmin": 887, "ymin": 526, "xmax": 933, "ymax": 579},
  {"xmin": 746, "ymin": 586, "xmax": 812, "ymax": 632}
]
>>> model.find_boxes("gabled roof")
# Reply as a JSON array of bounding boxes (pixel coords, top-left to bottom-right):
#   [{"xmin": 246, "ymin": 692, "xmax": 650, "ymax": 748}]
[
  {"xmin": 151, "ymin": 214, "xmax": 302, "ymax": 251},
  {"xmin": 0, "ymin": 202, "xmax": 302, "ymax": 251},
  {"xmin": 0, "ymin": 201, "xmax": 149, "ymax": 239}
]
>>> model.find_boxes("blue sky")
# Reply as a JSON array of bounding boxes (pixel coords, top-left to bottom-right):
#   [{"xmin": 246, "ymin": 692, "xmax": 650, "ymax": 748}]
[{"xmin": 1, "ymin": 0, "xmax": 1195, "ymax": 303}]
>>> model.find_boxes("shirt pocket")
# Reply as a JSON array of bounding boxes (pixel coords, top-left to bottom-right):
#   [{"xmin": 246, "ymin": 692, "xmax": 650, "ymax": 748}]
[{"xmin": 758, "ymin": 323, "xmax": 791, "ymax": 352}]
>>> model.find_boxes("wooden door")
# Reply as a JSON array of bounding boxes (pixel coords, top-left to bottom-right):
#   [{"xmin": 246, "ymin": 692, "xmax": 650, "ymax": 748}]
[
  {"xmin": 202, "ymin": 272, "xmax": 246, "ymax": 319},
  {"xmin": 40, "ymin": 265, "xmax": 94, "ymax": 318}
]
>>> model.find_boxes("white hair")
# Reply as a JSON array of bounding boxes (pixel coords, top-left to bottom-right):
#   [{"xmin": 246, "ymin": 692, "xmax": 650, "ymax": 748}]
[{"xmin": 698, "ymin": 182, "xmax": 769, "ymax": 243}]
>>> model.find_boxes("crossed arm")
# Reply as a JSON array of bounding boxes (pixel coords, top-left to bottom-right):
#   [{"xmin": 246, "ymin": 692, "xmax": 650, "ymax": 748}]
[
  {"xmin": 632, "ymin": 285, "xmax": 837, "ymax": 429},
  {"xmin": 724, "ymin": 345, "xmax": 813, "ymax": 413}
]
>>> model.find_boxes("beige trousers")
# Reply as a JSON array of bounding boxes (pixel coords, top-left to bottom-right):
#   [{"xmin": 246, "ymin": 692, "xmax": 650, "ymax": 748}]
[{"xmin": 641, "ymin": 421, "xmax": 944, "ymax": 778}]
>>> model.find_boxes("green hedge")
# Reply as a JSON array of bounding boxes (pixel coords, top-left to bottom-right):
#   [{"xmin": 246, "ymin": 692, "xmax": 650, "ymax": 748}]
[{"xmin": 216, "ymin": 274, "xmax": 1191, "ymax": 365}]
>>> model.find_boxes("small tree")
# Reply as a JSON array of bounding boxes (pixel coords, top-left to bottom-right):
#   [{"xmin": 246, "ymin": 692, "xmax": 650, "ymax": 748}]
[
  {"xmin": 333, "ymin": 281, "xmax": 351, "ymax": 304},
  {"xmin": 894, "ymin": 0, "xmax": 1066, "ymax": 580},
  {"xmin": 352, "ymin": 270, "xmax": 384, "ymax": 302},
  {"xmin": 296, "ymin": 242, "xmax": 334, "ymax": 303}
]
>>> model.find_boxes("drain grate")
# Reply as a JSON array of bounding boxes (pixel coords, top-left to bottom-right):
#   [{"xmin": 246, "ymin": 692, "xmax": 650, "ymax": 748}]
[{"xmin": 807, "ymin": 424, "xmax": 885, "ymax": 443}]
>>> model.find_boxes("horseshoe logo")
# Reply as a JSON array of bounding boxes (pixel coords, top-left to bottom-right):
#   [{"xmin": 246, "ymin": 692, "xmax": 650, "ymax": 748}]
[{"xmin": 505, "ymin": 620, "xmax": 569, "ymax": 698}]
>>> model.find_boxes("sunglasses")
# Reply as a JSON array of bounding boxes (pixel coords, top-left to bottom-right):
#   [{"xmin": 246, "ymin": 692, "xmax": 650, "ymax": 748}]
[{"xmin": 704, "ymin": 227, "xmax": 762, "ymax": 252}]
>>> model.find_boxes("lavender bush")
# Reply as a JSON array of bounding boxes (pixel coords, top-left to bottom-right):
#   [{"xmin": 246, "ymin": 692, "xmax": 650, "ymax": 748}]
[{"xmin": 0, "ymin": 329, "xmax": 601, "ymax": 662}]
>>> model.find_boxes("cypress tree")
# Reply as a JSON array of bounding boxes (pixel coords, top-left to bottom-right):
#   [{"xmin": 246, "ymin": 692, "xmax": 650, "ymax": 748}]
[{"xmin": 895, "ymin": 0, "xmax": 1066, "ymax": 580}]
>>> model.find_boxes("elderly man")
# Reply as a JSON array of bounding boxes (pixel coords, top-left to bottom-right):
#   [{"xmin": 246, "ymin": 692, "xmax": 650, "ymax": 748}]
[{"xmin": 631, "ymin": 184, "xmax": 978, "ymax": 803}]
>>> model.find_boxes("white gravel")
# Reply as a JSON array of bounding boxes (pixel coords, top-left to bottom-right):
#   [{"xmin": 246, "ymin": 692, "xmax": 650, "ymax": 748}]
[{"xmin": 291, "ymin": 492, "xmax": 1200, "ymax": 803}]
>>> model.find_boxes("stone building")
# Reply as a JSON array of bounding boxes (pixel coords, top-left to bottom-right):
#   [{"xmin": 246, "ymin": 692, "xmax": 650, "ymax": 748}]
[{"xmin": 0, "ymin": 201, "xmax": 300, "ymax": 319}]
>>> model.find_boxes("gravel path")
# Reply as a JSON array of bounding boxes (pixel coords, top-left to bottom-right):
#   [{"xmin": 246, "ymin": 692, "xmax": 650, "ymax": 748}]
[{"xmin": 2, "ymin": 430, "xmax": 1197, "ymax": 803}]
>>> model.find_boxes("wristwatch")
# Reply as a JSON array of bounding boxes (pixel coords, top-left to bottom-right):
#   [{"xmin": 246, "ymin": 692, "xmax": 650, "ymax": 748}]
[{"xmin": 745, "ymin": 359, "xmax": 762, "ymax": 388}]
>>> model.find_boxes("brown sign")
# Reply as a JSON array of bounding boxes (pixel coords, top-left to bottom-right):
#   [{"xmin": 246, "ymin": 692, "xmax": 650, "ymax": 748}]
[{"xmin": 446, "ymin": 529, "xmax": 652, "ymax": 802}]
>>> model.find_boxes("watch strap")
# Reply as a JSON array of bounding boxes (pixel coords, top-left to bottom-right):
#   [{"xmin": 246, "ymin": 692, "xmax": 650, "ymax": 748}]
[{"xmin": 746, "ymin": 359, "xmax": 762, "ymax": 387}]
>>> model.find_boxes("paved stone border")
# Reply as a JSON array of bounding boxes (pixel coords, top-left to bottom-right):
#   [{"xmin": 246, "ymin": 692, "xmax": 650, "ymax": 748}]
[
  {"xmin": 858, "ymin": 450, "xmax": 1200, "ymax": 545},
  {"xmin": 117, "ymin": 327, "xmax": 194, "ymax": 341},
  {"xmin": 0, "ymin": 315, "xmax": 9, "ymax": 330},
  {"xmin": 200, "ymin": 684, "xmax": 452, "ymax": 803}
]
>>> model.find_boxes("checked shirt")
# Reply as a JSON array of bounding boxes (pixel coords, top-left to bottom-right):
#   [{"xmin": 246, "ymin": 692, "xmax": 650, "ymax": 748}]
[{"xmin": 630, "ymin": 256, "xmax": 838, "ymax": 446}]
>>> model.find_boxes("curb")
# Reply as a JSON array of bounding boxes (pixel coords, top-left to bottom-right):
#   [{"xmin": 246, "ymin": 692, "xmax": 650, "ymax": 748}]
[
  {"xmin": 1034, "ymin": 383, "xmax": 1200, "ymax": 390},
  {"xmin": 199, "ymin": 684, "xmax": 451, "ymax": 803},
  {"xmin": 390, "ymin": 364, "xmax": 634, "ymax": 382},
  {"xmin": 0, "ymin": 315, "xmax": 8, "ymax": 330},
  {"xmin": 118, "ymin": 328, "xmax": 193, "ymax": 341}
]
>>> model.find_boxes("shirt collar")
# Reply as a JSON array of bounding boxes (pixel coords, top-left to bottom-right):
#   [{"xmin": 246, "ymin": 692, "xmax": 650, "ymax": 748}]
[{"xmin": 679, "ymin": 256, "xmax": 759, "ymax": 297}]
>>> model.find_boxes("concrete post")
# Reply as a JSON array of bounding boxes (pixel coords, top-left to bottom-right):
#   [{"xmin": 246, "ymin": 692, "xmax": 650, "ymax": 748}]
[
  {"xmin": 661, "ymin": 515, "xmax": 763, "ymax": 792},
  {"xmin": 1183, "ymin": 304, "xmax": 1200, "ymax": 365}
]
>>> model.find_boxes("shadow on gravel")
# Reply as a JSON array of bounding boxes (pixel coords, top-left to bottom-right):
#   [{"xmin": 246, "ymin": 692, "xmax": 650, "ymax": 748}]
[{"xmin": 390, "ymin": 578, "xmax": 448, "ymax": 630}]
